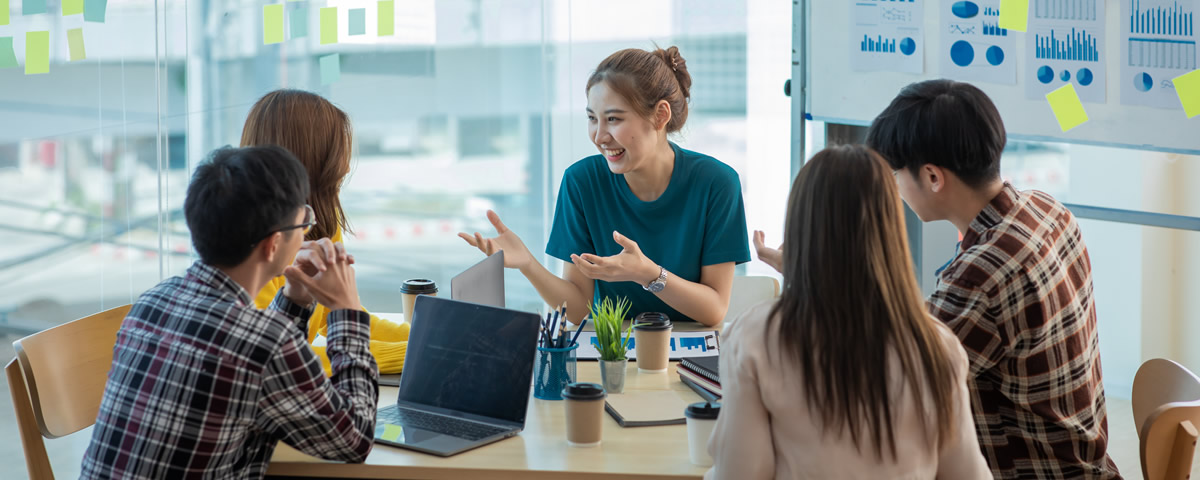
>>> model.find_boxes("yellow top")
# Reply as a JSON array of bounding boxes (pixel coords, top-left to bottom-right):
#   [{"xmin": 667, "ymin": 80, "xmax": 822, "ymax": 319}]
[{"xmin": 254, "ymin": 227, "xmax": 410, "ymax": 375}]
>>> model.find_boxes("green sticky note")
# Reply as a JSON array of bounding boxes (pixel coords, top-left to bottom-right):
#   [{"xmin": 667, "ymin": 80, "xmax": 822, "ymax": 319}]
[
  {"xmin": 1, "ymin": 0, "xmax": 8, "ymax": 25},
  {"xmin": 0, "ymin": 37, "xmax": 17, "ymax": 68},
  {"xmin": 348, "ymin": 8, "xmax": 365, "ymax": 36},
  {"xmin": 381, "ymin": 424, "xmax": 403, "ymax": 442},
  {"xmin": 263, "ymin": 4, "xmax": 284, "ymax": 45},
  {"xmin": 290, "ymin": 6, "xmax": 308, "ymax": 39},
  {"xmin": 25, "ymin": 30, "xmax": 49, "ymax": 75},
  {"xmin": 84, "ymin": 0, "xmax": 107, "ymax": 22},
  {"xmin": 63, "ymin": 0, "xmax": 83, "ymax": 16},
  {"xmin": 378, "ymin": 1, "xmax": 394, "ymax": 36},
  {"xmin": 23, "ymin": 0, "xmax": 47, "ymax": 15},
  {"xmin": 1173, "ymin": 69, "xmax": 1200, "ymax": 119},
  {"xmin": 320, "ymin": 53, "xmax": 340, "ymax": 85},
  {"xmin": 1046, "ymin": 83, "xmax": 1088, "ymax": 131},
  {"xmin": 998, "ymin": 0, "xmax": 1029, "ymax": 32},
  {"xmin": 67, "ymin": 28, "xmax": 86, "ymax": 61},
  {"xmin": 320, "ymin": 7, "xmax": 337, "ymax": 45}
]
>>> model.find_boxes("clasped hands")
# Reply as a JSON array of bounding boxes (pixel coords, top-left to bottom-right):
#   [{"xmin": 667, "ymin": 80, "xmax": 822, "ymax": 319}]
[{"xmin": 281, "ymin": 238, "xmax": 363, "ymax": 312}]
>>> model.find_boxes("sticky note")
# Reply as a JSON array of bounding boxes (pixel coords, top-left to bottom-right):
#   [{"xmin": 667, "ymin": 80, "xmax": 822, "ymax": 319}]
[
  {"xmin": 63, "ymin": 0, "xmax": 83, "ymax": 16},
  {"xmin": 25, "ymin": 31, "xmax": 49, "ymax": 75},
  {"xmin": 381, "ymin": 424, "xmax": 403, "ymax": 442},
  {"xmin": 1046, "ymin": 83, "xmax": 1088, "ymax": 131},
  {"xmin": 348, "ymin": 8, "xmax": 365, "ymax": 36},
  {"xmin": 378, "ymin": 1, "xmax": 393, "ymax": 36},
  {"xmin": 263, "ymin": 4, "xmax": 284, "ymax": 45},
  {"xmin": 67, "ymin": 28, "xmax": 86, "ymax": 61},
  {"xmin": 1173, "ymin": 69, "xmax": 1200, "ymax": 119},
  {"xmin": 320, "ymin": 53, "xmax": 340, "ymax": 85},
  {"xmin": 1, "ymin": 0, "xmax": 8, "ymax": 25},
  {"xmin": 84, "ymin": 0, "xmax": 107, "ymax": 22},
  {"xmin": 320, "ymin": 7, "xmax": 337, "ymax": 44},
  {"xmin": 290, "ymin": 6, "xmax": 308, "ymax": 39},
  {"xmin": 0, "ymin": 37, "xmax": 17, "ymax": 68},
  {"xmin": 998, "ymin": 0, "xmax": 1029, "ymax": 32},
  {"xmin": 23, "ymin": 0, "xmax": 47, "ymax": 15}
]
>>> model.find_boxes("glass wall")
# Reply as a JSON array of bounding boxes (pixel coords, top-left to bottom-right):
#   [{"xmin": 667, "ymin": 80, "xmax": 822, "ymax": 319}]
[{"xmin": 0, "ymin": 0, "xmax": 793, "ymax": 328}]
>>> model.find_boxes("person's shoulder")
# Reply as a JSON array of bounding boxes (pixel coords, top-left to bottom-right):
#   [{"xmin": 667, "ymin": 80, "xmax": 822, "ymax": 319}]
[
  {"xmin": 563, "ymin": 154, "xmax": 607, "ymax": 182},
  {"xmin": 723, "ymin": 300, "xmax": 775, "ymax": 349},
  {"xmin": 679, "ymin": 147, "xmax": 739, "ymax": 181},
  {"xmin": 932, "ymin": 320, "xmax": 970, "ymax": 372}
]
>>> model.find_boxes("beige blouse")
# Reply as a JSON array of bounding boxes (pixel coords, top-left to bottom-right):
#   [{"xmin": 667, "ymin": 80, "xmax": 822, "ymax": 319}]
[{"xmin": 706, "ymin": 301, "xmax": 992, "ymax": 480}]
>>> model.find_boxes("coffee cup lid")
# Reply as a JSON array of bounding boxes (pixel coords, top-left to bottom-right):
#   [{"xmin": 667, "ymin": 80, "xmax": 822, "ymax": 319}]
[
  {"xmin": 633, "ymin": 312, "xmax": 671, "ymax": 331},
  {"xmin": 685, "ymin": 401, "xmax": 720, "ymax": 420},
  {"xmin": 562, "ymin": 382, "xmax": 606, "ymax": 401},
  {"xmin": 400, "ymin": 279, "xmax": 438, "ymax": 294}
]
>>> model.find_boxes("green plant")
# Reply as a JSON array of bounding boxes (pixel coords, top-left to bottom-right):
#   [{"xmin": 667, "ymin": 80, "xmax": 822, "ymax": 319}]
[{"xmin": 590, "ymin": 296, "xmax": 633, "ymax": 361}]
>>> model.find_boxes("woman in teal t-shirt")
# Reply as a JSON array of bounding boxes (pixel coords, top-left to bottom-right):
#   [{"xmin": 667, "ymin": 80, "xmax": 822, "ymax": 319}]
[{"xmin": 459, "ymin": 46, "xmax": 750, "ymax": 327}]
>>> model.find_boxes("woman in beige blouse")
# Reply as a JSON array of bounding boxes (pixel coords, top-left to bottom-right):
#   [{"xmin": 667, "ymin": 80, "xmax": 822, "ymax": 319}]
[{"xmin": 707, "ymin": 145, "xmax": 991, "ymax": 479}]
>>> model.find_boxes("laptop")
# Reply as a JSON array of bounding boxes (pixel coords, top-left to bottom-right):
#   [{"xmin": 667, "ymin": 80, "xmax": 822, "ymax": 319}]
[
  {"xmin": 373, "ymin": 295, "xmax": 539, "ymax": 456},
  {"xmin": 451, "ymin": 251, "xmax": 505, "ymax": 308}
]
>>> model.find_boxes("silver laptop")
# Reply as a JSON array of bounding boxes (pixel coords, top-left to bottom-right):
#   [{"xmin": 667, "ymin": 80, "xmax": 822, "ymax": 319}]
[
  {"xmin": 373, "ymin": 295, "xmax": 539, "ymax": 456},
  {"xmin": 451, "ymin": 251, "xmax": 505, "ymax": 308}
]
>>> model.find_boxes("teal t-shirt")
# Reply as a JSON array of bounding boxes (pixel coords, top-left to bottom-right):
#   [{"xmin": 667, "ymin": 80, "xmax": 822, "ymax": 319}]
[{"xmin": 546, "ymin": 143, "xmax": 751, "ymax": 323}]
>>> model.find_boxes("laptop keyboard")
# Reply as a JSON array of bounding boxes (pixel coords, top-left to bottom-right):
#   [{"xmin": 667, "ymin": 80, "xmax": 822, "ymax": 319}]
[{"xmin": 378, "ymin": 405, "xmax": 510, "ymax": 441}]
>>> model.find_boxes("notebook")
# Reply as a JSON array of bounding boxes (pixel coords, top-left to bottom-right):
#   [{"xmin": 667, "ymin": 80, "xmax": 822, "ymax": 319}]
[
  {"xmin": 603, "ymin": 389, "xmax": 702, "ymax": 427},
  {"xmin": 679, "ymin": 356, "xmax": 720, "ymax": 383},
  {"xmin": 677, "ymin": 364, "xmax": 722, "ymax": 397},
  {"xmin": 679, "ymin": 375, "xmax": 720, "ymax": 403}
]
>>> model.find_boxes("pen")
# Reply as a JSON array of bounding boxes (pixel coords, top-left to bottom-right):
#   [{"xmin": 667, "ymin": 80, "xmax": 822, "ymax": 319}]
[{"xmin": 569, "ymin": 317, "xmax": 588, "ymax": 347}]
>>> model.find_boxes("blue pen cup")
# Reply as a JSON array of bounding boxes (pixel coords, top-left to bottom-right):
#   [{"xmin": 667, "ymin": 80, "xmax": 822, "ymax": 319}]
[{"xmin": 533, "ymin": 344, "xmax": 579, "ymax": 400}]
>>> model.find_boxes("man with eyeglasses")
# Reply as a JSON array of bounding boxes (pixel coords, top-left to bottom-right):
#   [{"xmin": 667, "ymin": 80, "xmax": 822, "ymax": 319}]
[{"xmin": 81, "ymin": 146, "xmax": 378, "ymax": 479}]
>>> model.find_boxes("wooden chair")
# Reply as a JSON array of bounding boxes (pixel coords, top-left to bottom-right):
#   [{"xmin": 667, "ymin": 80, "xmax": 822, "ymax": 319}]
[
  {"xmin": 722, "ymin": 275, "xmax": 780, "ymax": 325},
  {"xmin": 7, "ymin": 304, "xmax": 131, "ymax": 480},
  {"xmin": 1133, "ymin": 358, "xmax": 1200, "ymax": 480}
]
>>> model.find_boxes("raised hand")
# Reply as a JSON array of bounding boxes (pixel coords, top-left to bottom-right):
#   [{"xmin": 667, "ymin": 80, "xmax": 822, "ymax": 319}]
[
  {"xmin": 457, "ymin": 210, "xmax": 535, "ymax": 270},
  {"xmin": 753, "ymin": 230, "xmax": 783, "ymax": 274},
  {"xmin": 570, "ymin": 231, "xmax": 660, "ymax": 285}
]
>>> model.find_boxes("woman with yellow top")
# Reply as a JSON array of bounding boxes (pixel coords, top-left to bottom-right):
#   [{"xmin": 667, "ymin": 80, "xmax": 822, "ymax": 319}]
[{"xmin": 243, "ymin": 89, "xmax": 409, "ymax": 375}]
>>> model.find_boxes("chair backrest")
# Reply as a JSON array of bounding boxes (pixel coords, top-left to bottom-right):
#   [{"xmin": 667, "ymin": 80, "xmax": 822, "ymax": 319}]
[
  {"xmin": 723, "ymin": 275, "xmax": 780, "ymax": 325},
  {"xmin": 12, "ymin": 304, "xmax": 130, "ymax": 438},
  {"xmin": 1133, "ymin": 358, "xmax": 1200, "ymax": 480}
]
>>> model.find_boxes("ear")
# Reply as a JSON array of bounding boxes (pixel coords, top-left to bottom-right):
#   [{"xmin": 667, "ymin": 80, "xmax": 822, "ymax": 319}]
[
  {"xmin": 653, "ymin": 100, "xmax": 672, "ymax": 131},
  {"xmin": 260, "ymin": 231, "xmax": 283, "ymax": 264},
  {"xmin": 924, "ymin": 164, "xmax": 946, "ymax": 193}
]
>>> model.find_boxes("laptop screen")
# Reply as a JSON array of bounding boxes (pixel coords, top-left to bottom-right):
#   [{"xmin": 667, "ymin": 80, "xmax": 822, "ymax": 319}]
[
  {"xmin": 397, "ymin": 295, "xmax": 539, "ymax": 424},
  {"xmin": 450, "ymin": 251, "xmax": 505, "ymax": 308}
]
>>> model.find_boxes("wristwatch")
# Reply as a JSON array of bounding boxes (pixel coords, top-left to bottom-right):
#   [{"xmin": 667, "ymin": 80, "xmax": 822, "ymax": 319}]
[{"xmin": 643, "ymin": 266, "xmax": 667, "ymax": 293}]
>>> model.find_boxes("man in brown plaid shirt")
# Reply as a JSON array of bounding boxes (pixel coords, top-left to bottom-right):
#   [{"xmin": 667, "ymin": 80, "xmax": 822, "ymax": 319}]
[{"xmin": 864, "ymin": 79, "xmax": 1121, "ymax": 479}]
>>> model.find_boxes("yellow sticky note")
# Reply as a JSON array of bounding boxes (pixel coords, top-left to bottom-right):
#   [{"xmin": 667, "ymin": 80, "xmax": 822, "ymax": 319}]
[
  {"xmin": 63, "ymin": 0, "xmax": 83, "ymax": 16},
  {"xmin": 320, "ymin": 7, "xmax": 337, "ymax": 45},
  {"xmin": 378, "ymin": 1, "xmax": 394, "ymax": 36},
  {"xmin": 67, "ymin": 28, "xmax": 86, "ymax": 61},
  {"xmin": 263, "ymin": 4, "xmax": 284, "ymax": 45},
  {"xmin": 998, "ymin": 0, "xmax": 1029, "ymax": 32},
  {"xmin": 381, "ymin": 424, "xmax": 403, "ymax": 442},
  {"xmin": 25, "ymin": 31, "xmax": 49, "ymax": 75},
  {"xmin": 0, "ymin": 0, "xmax": 8, "ymax": 26},
  {"xmin": 1046, "ymin": 83, "xmax": 1088, "ymax": 131},
  {"xmin": 1173, "ymin": 69, "xmax": 1200, "ymax": 119}
]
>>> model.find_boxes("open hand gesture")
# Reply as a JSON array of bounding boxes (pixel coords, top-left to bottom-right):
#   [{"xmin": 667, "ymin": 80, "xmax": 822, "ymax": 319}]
[
  {"xmin": 458, "ymin": 210, "xmax": 535, "ymax": 270},
  {"xmin": 570, "ymin": 231, "xmax": 659, "ymax": 285},
  {"xmin": 753, "ymin": 230, "xmax": 783, "ymax": 274}
]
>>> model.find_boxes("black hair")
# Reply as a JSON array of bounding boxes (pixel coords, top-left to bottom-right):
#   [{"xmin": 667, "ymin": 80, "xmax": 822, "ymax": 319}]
[
  {"xmin": 184, "ymin": 145, "xmax": 310, "ymax": 267},
  {"xmin": 865, "ymin": 79, "xmax": 1006, "ymax": 189}
]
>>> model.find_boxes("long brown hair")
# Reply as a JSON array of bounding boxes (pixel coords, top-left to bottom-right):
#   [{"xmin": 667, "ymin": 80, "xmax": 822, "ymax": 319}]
[
  {"xmin": 586, "ymin": 46, "xmax": 692, "ymax": 133},
  {"xmin": 769, "ymin": 144, "xmax": 956, "ymax": 460},
  {"xmin": 240, "ymin": 89, "xmax": 352, "ymax": 241}
]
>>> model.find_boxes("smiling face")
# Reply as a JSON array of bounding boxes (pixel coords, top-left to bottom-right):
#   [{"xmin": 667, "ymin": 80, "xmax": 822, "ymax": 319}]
[{"xmin": 586, "ymin": 81, "xmax": 665, "ymax": 175}]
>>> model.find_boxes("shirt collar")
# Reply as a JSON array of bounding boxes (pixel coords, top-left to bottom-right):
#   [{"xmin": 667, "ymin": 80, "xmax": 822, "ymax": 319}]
[
  {"xmin": 186, "ymin": 261, "xmax": 255, "ymax": 306},
  {"xmin": 962, "ymin": 182, "xmax": 1019, "ymax": 250}
]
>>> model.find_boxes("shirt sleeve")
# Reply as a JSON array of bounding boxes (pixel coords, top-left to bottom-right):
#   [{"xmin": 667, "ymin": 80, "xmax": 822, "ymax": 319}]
[
  {"xmin": 926, "ymin": 260, "xmax": 1012, "ymax": 377},
  {"xmin": 257, "ymin": 309, "xmax": 379, "ymax": 463},
  {"xmin": 705, "ymin": 308, "xmax": 774, "ymax": 480},
  {"xmin": 267, "ymin": 289, "xmax": 316, "ymax": 339},
  {"xmin": 700, "ymin": 167, "xmax": 751, "ymax": 266},
  {"xmin": 546, "ymin": 166, "xmax": 594, "ymax": 262}
]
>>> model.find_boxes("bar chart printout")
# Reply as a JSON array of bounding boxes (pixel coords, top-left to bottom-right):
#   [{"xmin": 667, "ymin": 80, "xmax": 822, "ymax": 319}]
[
  {"xmin": 851, "ymin": 0, "xmax": 925, "ymax": 73},
  {"xmin": 1121, "ymin": 0, "xmax": 1198, "ymax": 109},
  {"xmin": 1026, "ymin": 0, "xmax": 1107, "ymax": 102}
]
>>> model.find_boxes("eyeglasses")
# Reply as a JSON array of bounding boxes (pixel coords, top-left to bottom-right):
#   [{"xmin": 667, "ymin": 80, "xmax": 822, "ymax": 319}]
[{"xmin": 253, "ymin": 204, "xmax": 316, "ymax": 246}]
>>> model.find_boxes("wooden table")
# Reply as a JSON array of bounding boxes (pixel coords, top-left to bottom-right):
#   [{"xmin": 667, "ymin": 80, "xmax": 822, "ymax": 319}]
[{"xmin": 266, "ymin": 361, "xmax": 709, "ymax": 479}]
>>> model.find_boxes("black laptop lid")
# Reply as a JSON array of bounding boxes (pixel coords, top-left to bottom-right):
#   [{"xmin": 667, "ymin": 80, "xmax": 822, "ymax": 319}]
[{"xmin": 397, "ymin": 295, "xmax": 539, "ymax": 424}]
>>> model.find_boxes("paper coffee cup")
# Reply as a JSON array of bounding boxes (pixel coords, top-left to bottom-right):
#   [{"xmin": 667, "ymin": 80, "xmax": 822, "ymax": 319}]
[
  {"xmin": 400, "ymin": 279, "xmax": 437, "ymax": 325},
  {"xmin": 685, "ymin": 401, "xmax": 720, "ymax": 467},
  {"xmin": 633, "ymin": 312, "xmax": 671, "ymax": 373},
  {"xmin": 562, "ymin": 382, "xmax": 606, "ymax": 447}
]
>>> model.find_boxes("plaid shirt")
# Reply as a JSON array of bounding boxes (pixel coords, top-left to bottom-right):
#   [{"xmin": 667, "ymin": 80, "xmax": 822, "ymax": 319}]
[
  {"xmin": 80, "ymin": 261, "xmax": 378, "ymax": 479},
  {"xmin": 929, "ymin": 184, "xmax": 1120, "ymax": 480}
]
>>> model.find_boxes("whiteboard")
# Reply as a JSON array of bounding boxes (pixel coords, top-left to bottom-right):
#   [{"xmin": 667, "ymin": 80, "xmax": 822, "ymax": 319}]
[{"xmin": 807, "ymin": 0, "xmax": 1200, "ymax": 154}]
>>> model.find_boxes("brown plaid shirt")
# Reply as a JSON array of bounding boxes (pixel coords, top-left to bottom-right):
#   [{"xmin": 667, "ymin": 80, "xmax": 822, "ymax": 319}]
[{"xmin": 928, "ymin": 184, "xmax": 1121, "ymax": 479}]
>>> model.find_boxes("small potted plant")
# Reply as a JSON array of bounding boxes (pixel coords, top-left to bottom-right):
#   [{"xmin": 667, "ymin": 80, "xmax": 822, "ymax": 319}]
[{"xmin": 590, "ymin": 296, "xmax": 633, "ymax": 394}]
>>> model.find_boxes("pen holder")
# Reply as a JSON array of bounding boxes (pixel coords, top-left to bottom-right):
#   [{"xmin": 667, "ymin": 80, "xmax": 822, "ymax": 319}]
[{"xmin": 533, "ymin": 344, "xmax": 579, "ymax": 401}]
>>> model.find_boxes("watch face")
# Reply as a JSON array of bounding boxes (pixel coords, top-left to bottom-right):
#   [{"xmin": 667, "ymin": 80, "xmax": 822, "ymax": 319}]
[{"xmin": 648, "ymin": 281, "xmax": 665, "ymax": 293}]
